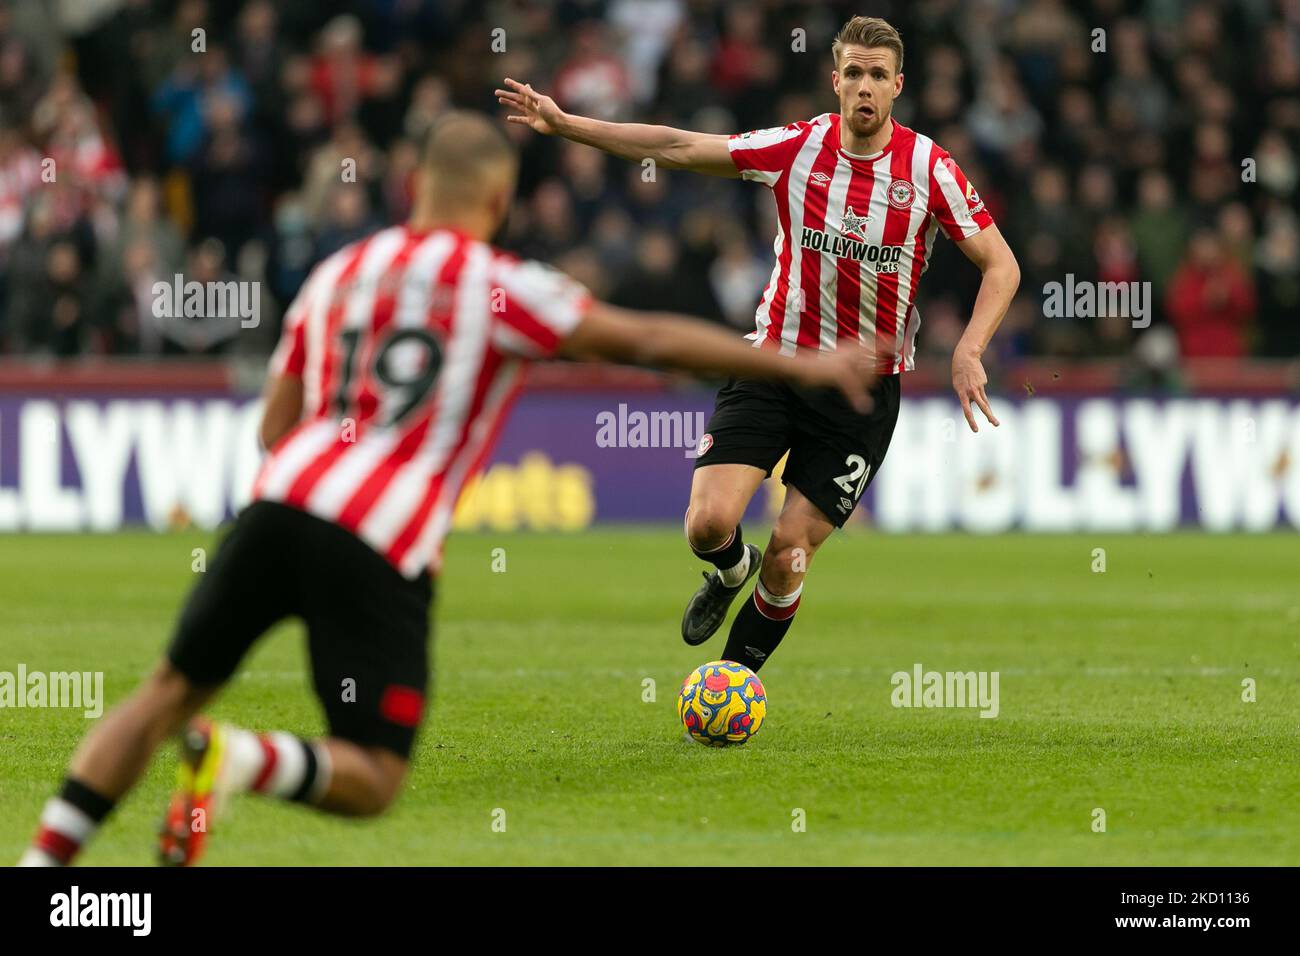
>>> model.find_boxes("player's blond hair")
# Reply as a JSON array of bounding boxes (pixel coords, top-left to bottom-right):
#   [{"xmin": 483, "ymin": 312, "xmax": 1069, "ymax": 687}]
[{"xmin": 832, "ymin": 16, "xmax": 904, "ymax": 74}]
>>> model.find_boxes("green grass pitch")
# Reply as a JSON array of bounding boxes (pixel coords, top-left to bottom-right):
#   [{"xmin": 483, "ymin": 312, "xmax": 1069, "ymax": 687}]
[{"xmin": 1, "ymin": 528, "xmax": 1296, "ymax": 866}]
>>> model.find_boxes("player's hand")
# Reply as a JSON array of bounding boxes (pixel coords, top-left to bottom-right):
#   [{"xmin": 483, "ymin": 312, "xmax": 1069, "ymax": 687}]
[
  {"xmin": 813, "ymin": 347, "xmax": 877, "ymax": 414},
  {"xmin": 496, "ymin": 78, "xmax": 565, "ymax": 135},
  {"xmin": 952, "ymin": 346, "xmax": 999, "ymax": 432}
]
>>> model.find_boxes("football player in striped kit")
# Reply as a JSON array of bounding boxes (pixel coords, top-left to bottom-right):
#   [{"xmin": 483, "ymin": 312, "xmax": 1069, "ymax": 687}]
[
  {"xmin": 499, "ymin": 15, "xmax": 1019, "ymax": 673},
  {"xmin": 18, "ymin": 112, "xmax": 875, "ymax": 867}
]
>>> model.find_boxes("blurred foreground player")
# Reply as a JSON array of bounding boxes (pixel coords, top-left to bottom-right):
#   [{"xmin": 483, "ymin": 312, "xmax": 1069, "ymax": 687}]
[{"xmin": 18, "ymin": 112, "xmax": 875, "ymax": 866}]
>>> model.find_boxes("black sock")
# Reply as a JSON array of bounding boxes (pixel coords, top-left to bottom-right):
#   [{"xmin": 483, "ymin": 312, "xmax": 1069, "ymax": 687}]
[
  {"xmin": 288, "ymin": 737, "xmax": 322, "ymax": 804},
  {"xmin": 722, "ymin": 583, "xmax": 801, "ymax": 672},
  {"xmin": 25, "ymin": 777, "xmax": 116, "ymax": 865},
  {"xmin": 691, "ymin": 523, "xmax": 745, "ymax": 571},
  {"xmin": 60, "ymin": 777, "xmax": 115, "ymax": 822}
]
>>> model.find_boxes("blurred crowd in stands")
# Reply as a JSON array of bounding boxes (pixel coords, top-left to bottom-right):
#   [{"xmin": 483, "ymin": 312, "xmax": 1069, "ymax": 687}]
[{"xmin": 0, "ymin": 0, "xmax": 1296, "ymax": 380}]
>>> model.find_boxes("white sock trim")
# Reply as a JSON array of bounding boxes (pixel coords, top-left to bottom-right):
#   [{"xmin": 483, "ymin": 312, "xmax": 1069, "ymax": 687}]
[
  {"xmin": 40, "ymin": 798, "xmax": 96, "ymax": 843},
  {"xmin": 717, "ymin": 546, "xmax": 750, "ymax": 587},
  {"xmin": 265, "ymin": 731, "xmax": 308, "ymax": 797},
  {"xmin": 17, "ymin": 847, "xmax": 63, "ymax": 867},
  {"xmin": 306, "ymin": 741, "xmax": 333, "ymax": 804},
  {"xmin": 225, "ymin": 726, "xmax": 266, "ymax": 793},
  {"xmin": 756, "ymin": 578, "xmax": 802, "ymax": 607}
]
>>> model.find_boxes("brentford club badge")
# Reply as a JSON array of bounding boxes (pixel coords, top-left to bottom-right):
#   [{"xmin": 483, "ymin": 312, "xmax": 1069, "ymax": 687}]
[{"xmin": 887, "ymin": 179, "xmax": 915, "ymax": 210}]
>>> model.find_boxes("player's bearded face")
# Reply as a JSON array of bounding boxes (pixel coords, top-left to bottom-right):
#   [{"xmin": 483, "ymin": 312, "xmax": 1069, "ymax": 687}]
[{"xmin": 835, "ymin": 46, "xmax": 899, "ymax": 139}]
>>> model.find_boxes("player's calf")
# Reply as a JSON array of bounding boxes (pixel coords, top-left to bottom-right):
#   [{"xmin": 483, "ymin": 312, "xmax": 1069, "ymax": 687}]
[
  {"xmin": 313, "ymin": 742, "xmax": 407, "ymax": 817},
  {"xmin": 720, "ymin": 528, "xmax": 822, "ymax": 672},
  {"xmin": 757, "ymin": 530, "xmax": 819, "ymax": 595}
]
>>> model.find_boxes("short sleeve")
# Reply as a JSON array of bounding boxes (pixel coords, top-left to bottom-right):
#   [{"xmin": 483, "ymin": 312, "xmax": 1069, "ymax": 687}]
[
  {"xmin": 491, "ymin": 258, "xmax": 592, "ymax": 359},
  {"xmin": 728, "ymin": 118, "xmax": 819, "ymax": 188},
  {"xmin": 928, "ymin": 150, "xmax": 994, "ymax": 242}
]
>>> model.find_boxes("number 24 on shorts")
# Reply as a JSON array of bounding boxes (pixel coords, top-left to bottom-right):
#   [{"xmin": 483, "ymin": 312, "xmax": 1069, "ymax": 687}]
[{"xmin": 833, "ymin": 454, "xmax": 871, "ymax": 500}]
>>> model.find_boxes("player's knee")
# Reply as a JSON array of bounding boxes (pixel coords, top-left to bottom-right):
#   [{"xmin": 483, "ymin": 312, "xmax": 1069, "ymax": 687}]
[{"xmin": 684, "ymin": 502, "xmax": 739, "ymax": 552}]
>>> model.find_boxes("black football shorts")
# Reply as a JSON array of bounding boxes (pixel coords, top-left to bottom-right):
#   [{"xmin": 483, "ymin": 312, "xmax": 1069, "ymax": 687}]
[
  {"xmin": 693, "ymin": 373, "xmax": 901, "ymax": 527},
  {"xmin": 166, "ymin": 500, "xmax": 433, "ymax": 759}
]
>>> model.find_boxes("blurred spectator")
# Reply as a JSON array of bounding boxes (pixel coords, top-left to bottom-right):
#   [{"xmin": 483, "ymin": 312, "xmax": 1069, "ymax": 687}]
[
  {"xmin": 32, "ymin": 74, "xmax": 127, "ymax": 231},
  {"xmin": 301, "ymin": 121, "xmax": 379, "ymax": 231},
  {"xmin": 157, "ymin": 238, "xmax": 242, "ymax": 354},
  {"xmin": 94, "ymin": 236, "xmax": 166, "ymax": 355},
  {"xmin": 610, "ymin": 227, "xmax": 722, "ymax": 320},
  {"xmin": 153, "ymin": 43, "xmax": 252, "ymax": 167},
  {"xmin": 1006, "ymin": 0, "xmax": 1086, "ymax": 100},
  {"xmin": 1108, "ymin": 18, "xmax": 1169, "ymax": 134},
  {"xmin": 191, "ymin": 93, "xmax": 265, "ymax": 257},
  {"xmin": 710, "ymin": 234, "xmax": 768, "ymax": 330},
  {"xmin": 0, "ymin": 4, "xmax": 50, "ymax": 123},
  {"xmin": 1129, "ymin": 170, "xmax": 1187, "ymax": 303},
  {"xmin": 382, "ymin": 137, "xmax": 419, "ymax": 223},
  {"xmin": 6, "ymin": 193, "xmax": 90, "ymax": 355},
  {"xmin": 1254, "ymin": 212, "xmax": 1300, "ymax": 359},
  {"xmin": 967, "ymin": 57, "xmax": 1044, "ymax": 161},
  {"xmin": 94, "ymin": 177, "xmax": 184, "ymax": 354},
  {"xmin": 608, "ymin": 0, "xmax": 683, "ymax": 104},
  {"xmin": 98, "ymin": 176, "xmax": 183, "ymax": 280},
  {"xmin": 402, "ymin": 74, "xmax": 451, "ymax": 143},
  {"xmin": 552, "ymin": 19, "xmax": 632, "ymax": 121},
  {"xmin": 560, "ymin": 141, "xmax": 614, "ymax": 233},
  {"xmin": 0, "ymin": 121, "xmax": 40, "ymax": 263},
  {"xmin": 711, "ymin": 6, "xmax": 769, "ymax": 98},
  {"xmin": 315, "ymin": 185, "xmax": 380, "ymax": 261},
  {"xmin": 1254, "ymin": 130, "xmax": 1297, "ymax": 198},
  {"xmin": 265, "ymin": 192, "xmax": 314, "ymax": 309},
  {"xmin": 235, "ymin": 1, "xmax": 283, "ymax": 99},
  {"xmin": 309, "ymin": 15, "xmax": 400, "ymax": 130},
  {"xmin": 1217, "ymin": 203, "xmax": 1255, "ymax": 269},
  {"xmin": 655, "ymin": 36, "xmax": 716, "ymax": 121},
  {"xmin": 1165, "ymin": 228, "xmax": 1256, "ymax": 359}
]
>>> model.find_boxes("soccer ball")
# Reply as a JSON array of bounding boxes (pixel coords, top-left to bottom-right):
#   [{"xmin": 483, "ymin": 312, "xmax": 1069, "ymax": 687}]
[{"xmin": 678, "ymin": 660, "xmax": 767, "ymax": 746}]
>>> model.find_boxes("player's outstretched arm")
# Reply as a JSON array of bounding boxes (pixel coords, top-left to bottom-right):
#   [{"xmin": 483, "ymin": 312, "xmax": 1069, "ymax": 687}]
[
  {"xmin": 562, "ymin": 302, "xmax": 877, "ymax": 412},
  {"xmin": 496, "ymin": 78, "xmax": 738, "ymax": 177},
  {"xmin": 951, "ymin": 223, "xmax": 1020, "ymax": 432}
]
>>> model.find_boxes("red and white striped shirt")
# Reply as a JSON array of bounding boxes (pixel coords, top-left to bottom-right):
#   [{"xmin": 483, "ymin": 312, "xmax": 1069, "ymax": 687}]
[
  {"xmin": 729, "ymin": 113, "xmax": 993, "ymax": 372},
  {"xmin": 251, "ymin": 225, "xmax": 591, "ymax": 579}
]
